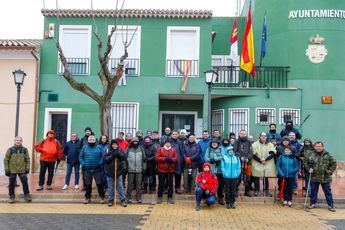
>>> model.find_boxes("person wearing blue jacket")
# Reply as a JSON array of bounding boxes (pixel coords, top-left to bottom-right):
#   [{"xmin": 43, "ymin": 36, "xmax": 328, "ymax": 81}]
[
  {"xmin": 198, "ymin": 130, "xmax": 211, "ymax": 172},
  {"xmin": 79, "ymin": 135, "xmax": 105, "ymax": 204},
  {"xmin": 98, "ymin": 135, "xmax": 109, "ymax": 189},
  {"xmin": 276, "ymin": 146, "xmax": 300, "ymax": 207},
  {"xmin": 62, "ymin": 133, "xmax": 81, "ymax": 190},
  {"xmin": 221, "ymin": 146, "xmax": 241, "ymax": 209},
  {"xmin": 183, "ymin": 134, "xmax": 200, "ymax": 193}
]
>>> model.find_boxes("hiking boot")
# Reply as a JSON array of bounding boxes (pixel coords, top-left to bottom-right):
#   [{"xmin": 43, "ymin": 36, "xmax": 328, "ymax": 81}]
[
  {"xmin": 156, "ymin": 197, "xmax": 162, "ymax": 204},
  {"xmin": 9, "ymin": 197, "xmax": 15, "ymax": 204},
  {"xmin": 168, "ymin": 197, "xmax": 175, "ymax": 204},
  {"xmin": 83, "ymin": 198, "xmax": 91, "ymax": 204},
  {"xmin": 283, "ymin": 200, "xmax": 288, "ymax": 206},
  {"xmin": 308, "ymin": 203, "xmax": 316, "ymax": 209},
  {"xmin": 230, "ymin": 203, "xmax": 236, "ymax": 209},
  {"xmin": 74, "ymin": 185, "xmax": 80, "ymax": 190},
  {"xmin": 108, "ymin": 201, "xmax": 114, "ymax": 207},
  {"xmin": 137, "ymin": 199, "xmax": 142, "ymax": 204},
  {"xmin": 100, "ymin": 197, "xmax": 106, "ymax": 204},
  {"xmin": 24, "ymin": 195, "xmax": 32, "ymax": 203},
  {"xmin": 121, "ymin": 200, "xmax": 127, "ymax": 207},
  {"xmin": 46, "ymin": 185, "xmax": 53, "ymax": 190},
  {"xmin": 175, "ymin": 188, "xmax": 182, "ymax": 194},
  {"xmin": 142, "ymin": 189, "xmax": 148, "ymax": 194},
  {"xmin": 62, "ymin": 184, "xmax": 69, "ymax": 190},
  {"xmin": 264, "ymin": 191, "xmax": 273, "ymax": 197},
  {"xmin": 226, "ymin": 203, "xmax": 231, "ymax": 209},
  {"xmin": 293, "ymin": 189, "xmax": 298, "ymax": 195},
  {"xmin": 218, "ymin": 198, "xmax": 225, "ymax": 205},
  {"xmin": 127, "ymin": 199, "xmax": 132, "ymax": 204},
  {"xmin": 195, "ymin": 204, "xmax": 201, "ymax": 211},
  {"xmin": 328, "ymin": 206, "xmax": 336, "ymax": 212},
  {"xmin": 244, "ymin": 192, "xmax": 252, "ymax": 197},
  {"xmin": 36, "ymin": 186, "xmax": 44, "ymax": 191},
  {"xmin": 254, "ymin": 191, "xmax": 259, "ymax": 197}
]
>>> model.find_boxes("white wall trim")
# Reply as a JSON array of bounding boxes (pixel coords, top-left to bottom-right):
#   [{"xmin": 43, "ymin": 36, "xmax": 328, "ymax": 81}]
[
  {"xmin": 43, "ymin": 108, "xmax": 72, "ymax": 141},
  {"xmin": 159, "ymin": 110, "xmax": 198, "ymax": 136}
]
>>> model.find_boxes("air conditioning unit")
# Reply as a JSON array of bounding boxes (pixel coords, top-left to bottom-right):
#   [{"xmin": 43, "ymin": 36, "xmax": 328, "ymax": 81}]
[{"xmin": 240, "ymin": 81, "xmax": 249, "ymax": 88}]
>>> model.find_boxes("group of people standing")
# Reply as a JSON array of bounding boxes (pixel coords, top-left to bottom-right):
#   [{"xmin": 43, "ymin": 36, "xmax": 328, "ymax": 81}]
[{"xmin": 3, "ymin": 121, "xmax": 337, "ymax": 212}]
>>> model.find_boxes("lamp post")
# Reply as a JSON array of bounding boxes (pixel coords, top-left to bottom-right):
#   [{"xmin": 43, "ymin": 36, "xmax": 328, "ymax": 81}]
[
  {"xmin": 204, "ymin": 70, "xmax": 219, "ymax": 133},
  {"xmin": 12, "ymin": 69, "xmax": 26, "ymax": 137}
]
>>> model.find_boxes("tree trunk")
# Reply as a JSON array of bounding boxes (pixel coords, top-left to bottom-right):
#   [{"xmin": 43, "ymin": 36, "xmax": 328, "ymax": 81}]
[{"xmin": 99, "ymin": 99, "xmax": 113, "ymax": 138}]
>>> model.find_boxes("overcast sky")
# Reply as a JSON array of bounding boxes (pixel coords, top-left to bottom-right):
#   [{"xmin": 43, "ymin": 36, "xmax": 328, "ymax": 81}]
[{"xmin": 0, "ymin": 0, "xmax": 242, "ymax": 39}]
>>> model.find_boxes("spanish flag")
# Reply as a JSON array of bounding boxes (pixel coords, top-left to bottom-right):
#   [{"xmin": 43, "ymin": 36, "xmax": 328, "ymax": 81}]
[{"xmin": 240, "ymin": 6, "xmax": 255, "ymax": 77}]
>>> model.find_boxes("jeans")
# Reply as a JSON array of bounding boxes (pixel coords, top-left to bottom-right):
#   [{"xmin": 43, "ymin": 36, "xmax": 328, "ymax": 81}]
[
  {"xmin": 84, "ymin": 170, "xmax": 105, "ymax": 199},
  {"xmin": 126, "ymin": 172, "xmax": 142, "ymax": 200},
  {"xmin": 158, "ymin": 172, "xmax": 174, "ymax": 198},
  {"xmin": 106, "ymin": 176, "xmax": 126, "ymax": 202},
  {"xmin": 65, "ymin": 163, "xmax": 80, "ymax": 186},
  {"xmin": 195, "ymin": 187, "xmax": 216, "ymax": 206},
  {"xmin": 39, "ymin": 161, "xmax": 55, "ymax": 186},
  {"xmin": 183, "ymin": 168, "xmax": 197, "ymax": 192},
  {"xmin": 9, "ymin": 173, "xmax": 30, "ymax": 198},
  {"xmin": 304, "ymin": 171, "xmax": 311, "ymax": 191},
  {"xmin": 216, "ymin": 173, "xmax": 225, "ymax": 199},
  {"xmin": 310, "ymin": 181, "xmax": 334, "ymax": 206},
  {"xmin": 283, "ymin": 177, "xmax": 294, "ymax": 201},
  {"xmin": 224, "ymin": 178, "xmax": 237, "ymax": 204}
]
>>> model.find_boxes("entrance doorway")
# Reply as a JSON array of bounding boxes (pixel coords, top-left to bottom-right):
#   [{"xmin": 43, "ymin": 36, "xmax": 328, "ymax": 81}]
[
  {"xmin": 44, "ymin": 108, "xmax": 72, "ymax": 146},
  {"xmin": 160, "ymin": 111, "xmax": 197, "ymax": 136}
]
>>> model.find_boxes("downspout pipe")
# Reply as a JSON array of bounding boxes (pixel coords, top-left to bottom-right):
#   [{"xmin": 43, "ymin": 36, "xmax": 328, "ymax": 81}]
[{"xmin": 30, "ymin": 49, "xmax": 39, "ymax": 173}]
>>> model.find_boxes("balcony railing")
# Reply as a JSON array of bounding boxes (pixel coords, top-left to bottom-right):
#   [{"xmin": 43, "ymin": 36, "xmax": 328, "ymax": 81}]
[
  {"xmin": 58, "ymin": 58, "xmax": 90, "ymax": 75},
  {"xmin": 166, "ymin": 59, "xmax": 198, "ymax": 77},
  {"xmin": 109, "ymin": 58, "xmax": 139, "ymax": 76},
  {"xmin": 212, "ymin": 66, "xmax": 289, "ymax": 88}
]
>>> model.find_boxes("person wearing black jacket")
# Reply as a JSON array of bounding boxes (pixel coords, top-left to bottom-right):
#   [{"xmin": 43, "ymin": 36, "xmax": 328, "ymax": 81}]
[
  {"xmin": 103, "ymin": 139, "xmax": 127, "ymax": 207},
  {"xmin": 142, "ymin": 136, "xmax": 157, "ymax": 194},
  {"xmin": 280, "ymin": 120, "xmax": 302, "ymax": 140},
  {"xmin": 62, "ymin": 133, "xmax": 81, "ymax": 190}
]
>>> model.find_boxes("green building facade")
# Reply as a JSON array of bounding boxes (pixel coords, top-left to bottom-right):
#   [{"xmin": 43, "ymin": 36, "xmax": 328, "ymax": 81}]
[{"xmin": 37, "ymin": 1, "xmax": 344, "ymax": 161}]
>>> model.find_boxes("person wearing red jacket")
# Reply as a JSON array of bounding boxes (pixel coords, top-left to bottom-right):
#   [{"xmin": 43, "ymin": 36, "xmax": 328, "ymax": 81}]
[
  {"xmin": 195, "ymin": 162, "xmax": 218, "ymax": 211},
  {"xmin": 116, "ymin": 132, "xmax": 129, "ymax": 152},
  {"xmin": 155, "ymin": 139, "xmax": 178, "ymax": 204},
  {"xmin": 34, "ymin": 130, "xmax": 63, "ymax": 191}
]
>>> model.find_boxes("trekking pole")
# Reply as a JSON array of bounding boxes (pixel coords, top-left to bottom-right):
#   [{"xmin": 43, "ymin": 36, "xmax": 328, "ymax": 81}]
[
  {"xmin": 114, "ymin": 157, "xmax": 117, "ymax": 208},
  {"xmin": 52, "ymin": 161, "xmax": 60, "ymax": 187},
  {"xmin": 304, "ymin": 171, "xmax": 312, "ymax": 210},
  {"xmin": 167, "ymin": 161, "xmax": 170, "ymax": 205}
]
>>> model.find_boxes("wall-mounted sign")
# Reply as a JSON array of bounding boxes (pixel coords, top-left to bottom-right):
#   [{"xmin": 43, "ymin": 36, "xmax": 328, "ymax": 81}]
[
  {"xmin": 321, "ymin": 96, "xmax": 333, "ymax": 104},
  {"xmin": 288, "ymin": 9, "xmax": 345, "ymax": 19},
  {"xmin": 306, "ymin": 34, "xmax": 327, "ymax": 64}
]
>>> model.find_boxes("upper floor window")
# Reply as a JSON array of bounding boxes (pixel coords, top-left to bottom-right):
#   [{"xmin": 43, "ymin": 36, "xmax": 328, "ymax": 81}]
[
  {"xmin": 108, "ymin": 25, "xmax": 141, "ymax": 77},
  {"xmin": 166, "ymin": 27, "xmax": 199, "ymax": 77},
  {"xmin": 58, "ymin": 25, "xmax": 92, "ymax": 75}
]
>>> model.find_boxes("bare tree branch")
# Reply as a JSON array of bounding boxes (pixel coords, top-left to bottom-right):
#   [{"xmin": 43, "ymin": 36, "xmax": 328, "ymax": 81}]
[{"xmin": 56, "ymin": 41, "xmax": 102, "ymax": 103}]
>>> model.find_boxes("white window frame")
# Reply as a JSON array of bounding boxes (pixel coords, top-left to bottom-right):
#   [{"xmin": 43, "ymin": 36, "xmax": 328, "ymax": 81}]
[
  {"xmin": 159, "ymin": 111, "xmax": 198, "ymax": 137},
  {"xmin": 212, "ymin": 109, "xmax": 225, "ymax": 133},
  {"xmin": 255, "ymin": 108, "xmax": 276, "ymax": 125},
  {"xmin": 279, "ymin": 108, "xmax": 300, "ymax": 125},
  {"xmin": 107, "ymin": 25, "xmax": 141, "ymax": 76},
  {"xmin": 58, "ymin": 25, "xmax": 92, "ymax": 75},
  {"xmin": 43, "ymin": 108, "xmax": 72, "ymax": 141},
  {"xmin": 166, "ymin": 26, "xmax": 200, "ymax": 78},
  {"xmin": 228, "ymin": 108, "xmax": 250, "ymax": 137},
  {"xmin": 111, "ymin": 102, "xmax": 140, "ymax": 138}
]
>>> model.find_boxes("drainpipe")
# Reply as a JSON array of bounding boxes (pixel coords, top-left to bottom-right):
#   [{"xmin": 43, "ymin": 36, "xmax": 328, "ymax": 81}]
[{"xmin": 30, "ymin": 49, "xmax": 40, "ymax": 173}]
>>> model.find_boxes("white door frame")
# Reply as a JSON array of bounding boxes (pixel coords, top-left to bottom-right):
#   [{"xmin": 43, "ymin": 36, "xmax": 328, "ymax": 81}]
[
  {"xmin": 43, "ymin": 108, "xmax": 72, "ymax": 141},
  {"xmin": 159, "ymin": 111, "xmax": 198, "ymax": 136}
]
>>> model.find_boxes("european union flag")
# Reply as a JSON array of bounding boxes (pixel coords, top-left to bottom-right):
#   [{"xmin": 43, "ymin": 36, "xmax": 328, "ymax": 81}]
[{"xmin": 261, "ymin": 15, "xmax": 267, "ymax": 58}]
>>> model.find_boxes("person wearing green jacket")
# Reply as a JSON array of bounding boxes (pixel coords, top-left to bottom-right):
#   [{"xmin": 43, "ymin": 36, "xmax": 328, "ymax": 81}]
[
  {"xmin": 204, "ymin": 139, "xmax": 225, "ymax": 205},
  {"xmin": 4, "ymin": 136, "xmax": 31, "ymax": 203},
  {"xmin": 304, "ymin": 141, "xmax": 337, "ymax": 212}
]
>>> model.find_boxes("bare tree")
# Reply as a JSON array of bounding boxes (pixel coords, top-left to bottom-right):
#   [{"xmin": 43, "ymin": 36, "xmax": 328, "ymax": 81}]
[{"xmin": 50, "ymin": 0, "xmax": 139, "ymax": 137}]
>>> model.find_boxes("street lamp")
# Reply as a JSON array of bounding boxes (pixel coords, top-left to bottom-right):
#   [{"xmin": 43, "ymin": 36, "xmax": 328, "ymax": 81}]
[
  {"xmin": 204, "ymin": 69, "xmax": 219, "ymax": 133},
  {"xmin": 12, "ymin": 69, "xmax": 26, "ymax": 137}
]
